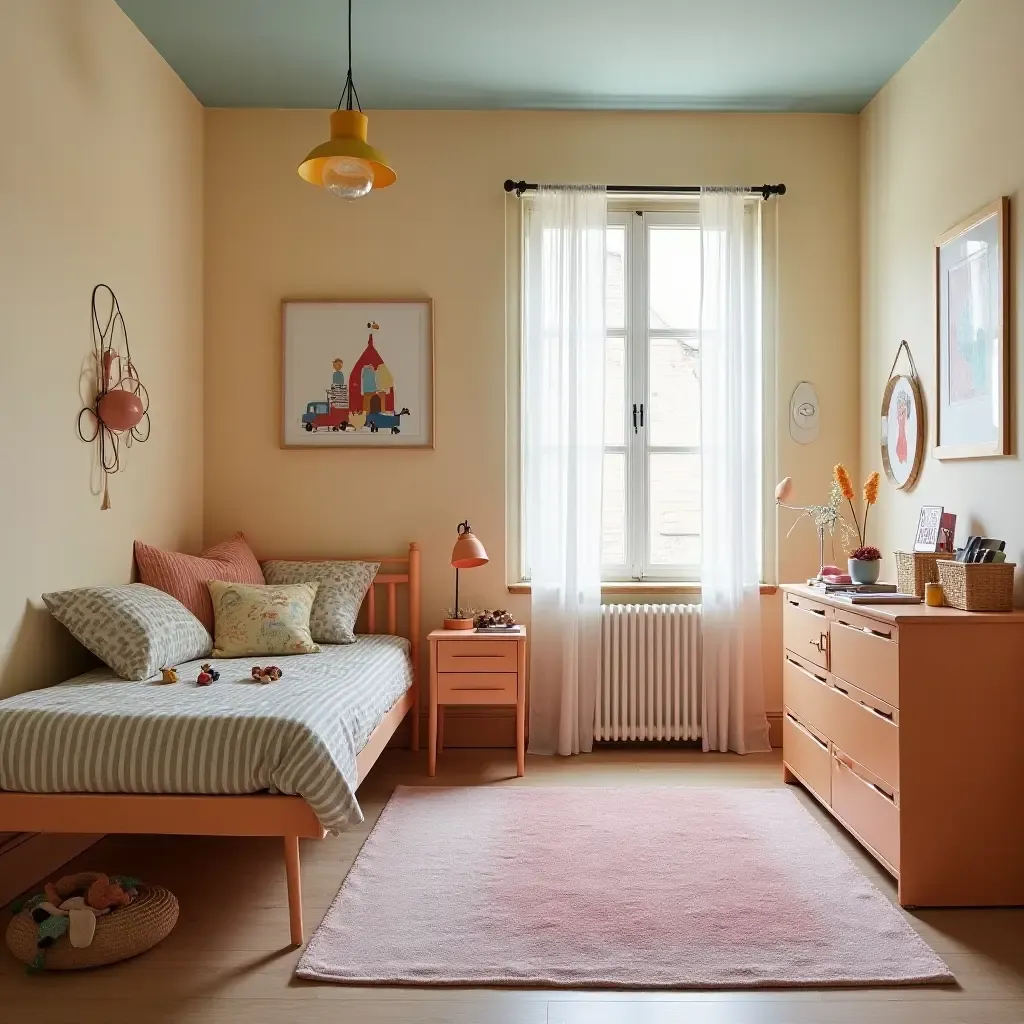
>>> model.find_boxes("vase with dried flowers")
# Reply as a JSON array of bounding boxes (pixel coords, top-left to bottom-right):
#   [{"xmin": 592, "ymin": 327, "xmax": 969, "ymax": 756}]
[
  {"xmin": 774, "ymin": 475, "xmax": 859, "ymax": 580},
  {"xmin": 834, "ymin": 465, "xmax": 882, "ymax": 583}
]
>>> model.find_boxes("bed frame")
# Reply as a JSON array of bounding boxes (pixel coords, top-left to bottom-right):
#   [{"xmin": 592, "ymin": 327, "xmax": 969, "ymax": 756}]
[{"xmin": 0, "ymin": 543, "xmax": 421, "ymax": 946}]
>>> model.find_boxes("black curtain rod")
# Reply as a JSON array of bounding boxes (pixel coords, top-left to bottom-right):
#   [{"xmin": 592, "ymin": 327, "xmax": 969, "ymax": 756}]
[{"xmin": 503, "ymin": 179, "xmax": 786, "ymax": 200}]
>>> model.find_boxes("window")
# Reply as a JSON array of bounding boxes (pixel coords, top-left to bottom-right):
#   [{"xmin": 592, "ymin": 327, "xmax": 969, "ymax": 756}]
[
  {"xmin": 602, "ymin": 210, "xmax": 706, "ymax": 580},
  {"xmin": 517, "ymin": 199, "xmax": 769, "ymax": 585}
]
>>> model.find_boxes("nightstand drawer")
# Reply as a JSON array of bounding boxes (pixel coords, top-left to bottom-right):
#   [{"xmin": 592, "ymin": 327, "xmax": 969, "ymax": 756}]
[
  {"xmin": 438, "ymin": 672, "xmax": 518, "ymax": 704},
  {"xmin": 436, "ymin": 640, "xmax": 518, "ymax": 673}
]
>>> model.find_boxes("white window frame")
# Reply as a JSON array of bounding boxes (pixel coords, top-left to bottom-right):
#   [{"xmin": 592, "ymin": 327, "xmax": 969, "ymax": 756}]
[{"xmin": 509, "ymin": 194, "xmax": 776, "ymax": 587}]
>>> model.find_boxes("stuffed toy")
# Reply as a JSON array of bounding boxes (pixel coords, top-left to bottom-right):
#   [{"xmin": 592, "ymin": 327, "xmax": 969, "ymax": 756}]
[
  {"xmin": 159, "ymin": 667, "xmax": 178, "ymax": 684},
  {"xmin": 250, "ymin": 665, "xmax": 283, "ymax": 684}
]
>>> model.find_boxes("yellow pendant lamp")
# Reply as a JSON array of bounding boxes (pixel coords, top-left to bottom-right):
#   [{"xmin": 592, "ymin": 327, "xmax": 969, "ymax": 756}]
[{"xmin": 298, "ymin": 0, "xmax": 395, "ymax": 199}]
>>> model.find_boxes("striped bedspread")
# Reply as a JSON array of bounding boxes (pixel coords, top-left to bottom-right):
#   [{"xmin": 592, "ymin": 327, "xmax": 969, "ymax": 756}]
[{"xmin": 0, "ymin": 635, "xmax": 412, "ymax": 834}]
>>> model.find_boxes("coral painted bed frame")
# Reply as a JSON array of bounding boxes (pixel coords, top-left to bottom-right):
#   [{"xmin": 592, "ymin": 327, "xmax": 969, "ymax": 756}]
[{"xmin": 0, "ymin": 544, "xmax": 421, "ymax": 947}]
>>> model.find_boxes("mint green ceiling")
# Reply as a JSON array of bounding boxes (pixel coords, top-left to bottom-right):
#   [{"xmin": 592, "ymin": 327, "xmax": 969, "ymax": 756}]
[{"xmin": 115, "ymin": 0, "xmax": 958, "ymax": 113}]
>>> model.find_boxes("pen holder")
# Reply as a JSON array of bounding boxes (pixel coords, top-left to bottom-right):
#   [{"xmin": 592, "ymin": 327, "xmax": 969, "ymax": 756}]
[{"xmin": 935, "ymin": 561, "xmax": 1015, "ymax": 612}]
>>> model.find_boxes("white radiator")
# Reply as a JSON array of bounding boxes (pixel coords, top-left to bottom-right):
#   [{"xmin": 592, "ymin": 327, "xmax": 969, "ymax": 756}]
[{"xmin": 596, "ymin": 604, "xmax": 702, "ymax": 742}]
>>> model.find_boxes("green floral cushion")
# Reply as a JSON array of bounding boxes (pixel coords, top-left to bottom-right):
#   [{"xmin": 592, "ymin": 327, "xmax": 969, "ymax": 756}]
[{"xmin": 260, "ymin": 561, "xmax": 379, "ymax": 644}]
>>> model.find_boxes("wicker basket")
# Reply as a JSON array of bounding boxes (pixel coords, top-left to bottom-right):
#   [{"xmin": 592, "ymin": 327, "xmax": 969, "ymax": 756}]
[
  {"xmin": 895, "ymin": 550, "xmax": 954, "ymax": 597},
  {"xmin": 6, "ymin": 877, "xmax": 178, "ymax": 970},
  {"xmin": 935, "ymin": 560, "xmax": 1016, "ymax": 612}
]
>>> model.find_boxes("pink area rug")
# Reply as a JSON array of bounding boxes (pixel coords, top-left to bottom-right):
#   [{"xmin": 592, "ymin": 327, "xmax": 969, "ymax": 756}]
[{"xmin": 297, "ymin": 786, "xmax": 953, "ymax": 989}]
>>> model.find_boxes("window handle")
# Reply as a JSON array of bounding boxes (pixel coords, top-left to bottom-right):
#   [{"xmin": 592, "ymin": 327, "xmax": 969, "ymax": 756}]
[
  {"xmin": 639, "ymin": 403, "xmax": 644, "ymax": 428},
  {"xmin": 632, "ymin": 403, "xmax": 638, "ymax": 434}
]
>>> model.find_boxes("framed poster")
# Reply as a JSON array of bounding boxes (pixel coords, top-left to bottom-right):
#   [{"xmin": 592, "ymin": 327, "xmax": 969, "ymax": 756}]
[
  {"xmin": 913, "ymin": 505, "xmax": 944, "ymax": 553},
  {"xmin": 281, "ymin": 300, "xmax": 433, "ymax": 449},
  {"xmin": 935, "ymin": 197, "xmax": 1010, "ymax": 460}
]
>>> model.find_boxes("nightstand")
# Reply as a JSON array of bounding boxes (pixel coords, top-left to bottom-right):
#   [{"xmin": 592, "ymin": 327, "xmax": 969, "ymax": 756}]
[{"xmin": 427, "ymin": 628, "xmax": 527, "ymax": 777}]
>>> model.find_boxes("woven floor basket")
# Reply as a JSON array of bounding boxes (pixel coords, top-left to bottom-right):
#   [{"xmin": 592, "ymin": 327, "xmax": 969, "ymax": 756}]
[
  {"xmin": 895, "ymin": 550, "xmax": 954, "ymax": 597},
  {"xmin": 936, "ymin": 560, "xmax": 1016, "ymax": 612},
  {"xmin": 6, "ymin": 880, "xmax": 178, "ymax": 970}
]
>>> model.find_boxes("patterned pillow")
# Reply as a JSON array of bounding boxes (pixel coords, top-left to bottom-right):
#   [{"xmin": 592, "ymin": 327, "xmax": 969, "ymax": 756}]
[
  {"xmin": 134, "ymin": 533, "xmax": 265, "ymax": 634},
  {"xmin": 42, "ymin": 584, "xmax": 212, "ymax": 681},
  {"xmin": 207, "ymin": 581, "xmax": 320, "ymax": 658},
  {"xmin": 260, "ymin": 561, "xmax": 379, "ymax": 644}
]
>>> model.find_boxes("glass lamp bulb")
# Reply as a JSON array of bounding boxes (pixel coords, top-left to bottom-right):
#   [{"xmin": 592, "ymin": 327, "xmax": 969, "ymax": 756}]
[{"xmin": 321, "ymin": 156, "xmax": 374, "ymax": 200}]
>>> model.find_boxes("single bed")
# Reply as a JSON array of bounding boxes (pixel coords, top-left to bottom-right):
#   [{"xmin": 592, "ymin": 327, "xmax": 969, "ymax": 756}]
[{"xmin": 0, "ymin": 544, "xmax": 420, "ymax": 945}]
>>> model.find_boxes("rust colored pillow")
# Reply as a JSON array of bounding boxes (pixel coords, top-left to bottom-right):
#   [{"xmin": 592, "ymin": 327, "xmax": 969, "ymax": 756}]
[{"xmin": 134, "ymin": 533, "xmax": 265, "ymax": 633}]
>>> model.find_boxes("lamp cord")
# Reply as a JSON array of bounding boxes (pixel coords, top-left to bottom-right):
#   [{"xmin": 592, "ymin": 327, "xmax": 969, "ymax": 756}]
[{"xmin": 337, "ymin": 0, "xmax": 362, "ymax": 112}]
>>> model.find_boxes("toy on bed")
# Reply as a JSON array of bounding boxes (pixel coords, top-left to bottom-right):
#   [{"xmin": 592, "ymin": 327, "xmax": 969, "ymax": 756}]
[
  {"xmin": 159, "ymin": 667, "xmax": 178, "ymax": 684},
  {"xmin": 196, "ymin": 663, "xmax": 220, "ymax": 686},
  {"xmin": 251, "ymin": 665, "xmax": 283, "ymax": 684},
  {"xmin": 3, "ymin": 871, "xmax": 181, "ymax": 972}
]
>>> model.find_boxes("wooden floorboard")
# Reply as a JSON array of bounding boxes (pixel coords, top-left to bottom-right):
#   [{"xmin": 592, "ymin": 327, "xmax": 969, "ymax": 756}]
[{"xmin": 2, "ymin": 747, "xmax": 1022, "ymax": 1023}]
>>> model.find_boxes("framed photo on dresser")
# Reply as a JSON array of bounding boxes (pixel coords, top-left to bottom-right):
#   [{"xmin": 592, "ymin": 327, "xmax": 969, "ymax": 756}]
[{"xmin": 935, "ymin": 197, "xmax": 1010, "ymax": 460}]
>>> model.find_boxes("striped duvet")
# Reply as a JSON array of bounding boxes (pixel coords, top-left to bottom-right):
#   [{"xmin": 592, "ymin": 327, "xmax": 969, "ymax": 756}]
[{"xmin": 0, "ymin": 635, "xmax": 412, "ymax": 834}]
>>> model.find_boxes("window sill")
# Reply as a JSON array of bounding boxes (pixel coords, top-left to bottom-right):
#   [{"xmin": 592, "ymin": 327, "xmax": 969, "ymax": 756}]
[{"xmin": 507, "ymin": 583, "xmax": 778, "ymax": 597}]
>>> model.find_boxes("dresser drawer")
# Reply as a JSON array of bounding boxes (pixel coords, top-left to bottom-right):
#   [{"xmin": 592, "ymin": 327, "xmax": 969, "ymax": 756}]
[
  {"xmin": 783, "ymin": 594, "xmax": 830, "ymax": 670},
  {"xmin": 826, "ymin": 678, "xmax": 899, "ymax": 791},
  {"xmin": 436, "ymin": 640, "xmax": 518, "ymax": 673},
  {"xmin": 831, "ymin": 749, "xmax": 900, "ymax": 873},
  {"xmin": 830, "ymin": 609, "xmax": 899, "ymax": 708},
  {"xmin": 783, "ymin": 712, "xmax": 831, "ymax": 806},
  {"xmin": 437, "ymin": 672, "xmax": 518, "ymax": 704},
  {"xmin": 783, "ymin": 652, "xmax": 833, "ymax": 738}
]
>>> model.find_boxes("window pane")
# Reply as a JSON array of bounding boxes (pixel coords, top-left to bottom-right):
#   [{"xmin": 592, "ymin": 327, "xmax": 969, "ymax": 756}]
[
  {"xmin": 602, "ymin": 452, "xmax": 626, "ymax": 566},
  {"xmin": 605, "ymin": 336, "xmax": 625, "ymax": 446},
  {"xmin": 649, "ymin": 453, "xmax": 701, "ymax": 566},
  {"xmin": 649, "ymin": 336, "xmax": 700, "ymax": 446},
  {"xmin": 606, "ymin": 226, "xmax": 625, "ymax": 330},
  {"xmin": 649, "ymin": 226, "xmax": 700, "ymax": 330}
]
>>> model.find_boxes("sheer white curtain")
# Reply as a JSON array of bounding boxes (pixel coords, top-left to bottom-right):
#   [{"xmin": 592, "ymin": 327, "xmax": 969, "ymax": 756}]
[
  {"xmin": 523, "ymin": 186, "xmax": 606, "ymax": 756},
  {"xmin": 698, "ymin": 188, "xmax": 771, "ymax": 754}
]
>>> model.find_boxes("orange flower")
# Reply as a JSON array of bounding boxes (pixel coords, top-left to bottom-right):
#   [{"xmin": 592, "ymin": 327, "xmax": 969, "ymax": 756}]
[
  {"xmin": 863, "ymin": 471, "xmax": 880, "ymax": 506},
  {"xmin": 833, "ymin": 463, "xmax": 854, "ymax": 501}
]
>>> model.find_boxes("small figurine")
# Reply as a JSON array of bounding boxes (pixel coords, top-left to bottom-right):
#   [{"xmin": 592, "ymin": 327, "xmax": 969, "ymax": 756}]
[
  {"xmin": 159, "ymin": 667, "xmax": 178, "ymax": 684},
  {"xmin": 196, "ymin": 671, "xmax": 212, "ymax": 686},
  {"xmin": 200, "ymin": 663, "xmax": 220, "ymax": 682},
  {"xmin": 251, "ymin": 665, "xmax": 283, "ymax": 684}
]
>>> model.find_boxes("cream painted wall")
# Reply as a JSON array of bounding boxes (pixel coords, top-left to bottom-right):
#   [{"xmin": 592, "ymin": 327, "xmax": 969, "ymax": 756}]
[
  {"xmin": 0, "ymin": 0, "xmax": 204, "ymax": 697},
  {"xmin": 860, "ymin": 0, "xmax": 1023, "ymax": 597},
  {"xmin": 204, "ymin": 109, "xmax": 860, "ymax": 723}
]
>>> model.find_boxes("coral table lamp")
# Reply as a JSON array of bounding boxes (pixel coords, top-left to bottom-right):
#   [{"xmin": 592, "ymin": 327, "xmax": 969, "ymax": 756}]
[{"xmin": 446, "ymin": 521, "xmax": 488, "ymax": 630}]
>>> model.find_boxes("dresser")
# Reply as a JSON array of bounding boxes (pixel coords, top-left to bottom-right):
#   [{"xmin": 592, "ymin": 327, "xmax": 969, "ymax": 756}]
[{"xmin": 781, "ymin": 584, "xmax": 1024, "ymax": 907}]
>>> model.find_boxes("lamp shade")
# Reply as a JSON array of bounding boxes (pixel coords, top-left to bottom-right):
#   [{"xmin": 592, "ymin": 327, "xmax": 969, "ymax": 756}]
[
  {"xmin": 451, "ymin": 523, "xmax": 488, "ymax": 569},
  {"xmin": 298, "ymin": 110, "xmax": 396, "ymax": 191}
]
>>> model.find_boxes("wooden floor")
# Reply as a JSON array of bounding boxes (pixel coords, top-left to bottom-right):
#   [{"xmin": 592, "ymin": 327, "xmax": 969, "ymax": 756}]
[{"xmin": 3, "ymin": 747, "xmax": 1023, "ymax": 1023}]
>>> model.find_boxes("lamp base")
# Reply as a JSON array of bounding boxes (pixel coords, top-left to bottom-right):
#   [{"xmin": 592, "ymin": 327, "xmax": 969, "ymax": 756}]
[{"xmin": 443, "ymin": 618, "xmax": 474, "ymax": 631}]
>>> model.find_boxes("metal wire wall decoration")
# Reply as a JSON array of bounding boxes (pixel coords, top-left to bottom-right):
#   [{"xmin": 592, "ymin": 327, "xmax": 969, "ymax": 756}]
[{"xmin": 77, "ymin": 285, "xmax": 151, "ymax": 509}]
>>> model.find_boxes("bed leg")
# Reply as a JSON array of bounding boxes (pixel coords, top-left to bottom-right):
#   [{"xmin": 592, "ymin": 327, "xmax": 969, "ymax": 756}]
[
  {"xmin": 411, "ymin": 678, "xmax": 420, "ymax": 752},
  {"xmin": 284, "ymin": 835, "xmax": 303, "ymax": 946}
]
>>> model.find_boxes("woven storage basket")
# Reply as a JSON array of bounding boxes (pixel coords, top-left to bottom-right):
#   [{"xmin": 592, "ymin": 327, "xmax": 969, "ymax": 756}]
[
  {"xmin": 935, "ymin": 560, "xmax": 1016, "ymax": 612},
  {"xmin": 895, "ymin": 550, "xmax": 954, "ymax": 597},
  {"xmin": 6, "ymin": 878, "xmax": 178, "ymax": 970}
]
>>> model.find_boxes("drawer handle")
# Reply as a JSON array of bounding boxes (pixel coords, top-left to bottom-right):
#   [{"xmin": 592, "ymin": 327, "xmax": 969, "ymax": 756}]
[
  {"xmin": 453, "ymin": 653, "xmax": 504, "ymax": 659},
  {"xmin": 786, "ymin": 655, "xmax": 828, "ymax": 685},
  {"xmin": 836, "ymin": 618, "xmax": 893, "ymax": 641},
  {"xmin": 786, "ymin": 712, "xmax": 828, "ymax": 750},
  {"xmin": 861, "ymin": 701, "xmax": 894, "ymax": 722},
  {"xmin": 872, "ymin": 781, "xmax": 896, "ymax": 803},
  {"xmin": 833, "ymin": 682, "xmax": 850, "ymax": 696}
]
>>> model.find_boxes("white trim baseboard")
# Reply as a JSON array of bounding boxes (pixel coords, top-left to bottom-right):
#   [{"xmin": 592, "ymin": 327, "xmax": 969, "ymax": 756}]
[{"xmin": 0, "ymin": 832, "xmax": 102, "ymax": 906}]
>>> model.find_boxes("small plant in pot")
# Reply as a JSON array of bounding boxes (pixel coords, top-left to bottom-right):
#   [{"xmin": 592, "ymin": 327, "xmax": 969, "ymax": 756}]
[{"xmin": 834, "ymin": 464, "xmax": 882, "ymax": 584}]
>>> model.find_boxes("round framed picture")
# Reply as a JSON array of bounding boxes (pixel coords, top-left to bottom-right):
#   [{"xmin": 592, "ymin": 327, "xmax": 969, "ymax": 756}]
[{"xmin": 881, "ymin": 373, "xmax": 924, "ymax": 490}]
